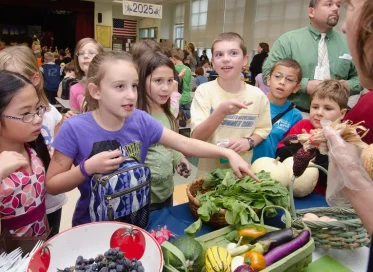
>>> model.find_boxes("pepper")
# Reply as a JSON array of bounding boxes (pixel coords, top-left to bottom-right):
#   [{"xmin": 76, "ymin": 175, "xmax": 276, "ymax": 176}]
[
  {"xmin": 237, "ymin": 224, "xmax": 266, "ymax": 244},
  {"xmin": 244, "ymin": 250, "xmax": 266, "ymax": 271}
]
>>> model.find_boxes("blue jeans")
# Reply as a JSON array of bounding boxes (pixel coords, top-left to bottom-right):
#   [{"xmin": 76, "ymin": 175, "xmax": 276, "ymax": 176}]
[{"xmin": 180, "ymin": 103, "xmax": 191, "ymax": 120}]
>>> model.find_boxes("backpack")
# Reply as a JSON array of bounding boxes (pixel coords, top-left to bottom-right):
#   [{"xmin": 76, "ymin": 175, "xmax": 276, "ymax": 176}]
[{"xmin": 89, "ymin": 157, "xmax": 151, "ymax": 228}]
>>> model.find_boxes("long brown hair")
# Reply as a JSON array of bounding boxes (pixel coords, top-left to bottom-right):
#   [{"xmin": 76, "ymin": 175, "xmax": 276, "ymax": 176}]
[
  {"xmin": 73, "ymin": 38, "xmax": 104, "ymax": 78},
  {"xmin": 137, "ymin": 51, "xmax": 176, "ymax": 131},
  {"xmin": 0, "ymin": 46, "xmax": 49, "ymax": 108},
  {"xmin": 130, "ymin": 39, "xmax": 161, "ymax": 64},
  {"xmin": 85, "ymin": 51, "xmax": 137, "ymax": 112}
]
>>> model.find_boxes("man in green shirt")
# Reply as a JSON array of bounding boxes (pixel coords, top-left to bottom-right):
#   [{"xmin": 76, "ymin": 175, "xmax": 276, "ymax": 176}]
[
  {"xmin": 171, "ymin": 48, "xmax": 192, "ymax": 119},
  {"xmin": 263, "ymin": 0, "xmax": 362, "ymax": 113}
]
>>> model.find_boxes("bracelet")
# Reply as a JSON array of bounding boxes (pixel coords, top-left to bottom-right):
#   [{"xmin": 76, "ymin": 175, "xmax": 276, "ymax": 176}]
[{"xmin": 79, "ymin": 159, "xmax": 92, "ymax": 179}]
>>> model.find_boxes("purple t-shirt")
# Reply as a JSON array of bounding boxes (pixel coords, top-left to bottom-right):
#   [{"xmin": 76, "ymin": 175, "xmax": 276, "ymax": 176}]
[{"xmin": 52, "ymin": 110, "xmax": 164, "ymax": 226}]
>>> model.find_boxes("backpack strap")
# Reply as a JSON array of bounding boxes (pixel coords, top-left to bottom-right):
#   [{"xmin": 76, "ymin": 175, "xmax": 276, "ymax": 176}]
[{"xmin": 271, "ymin": 103, "xmax": 294, "ymax": 125}]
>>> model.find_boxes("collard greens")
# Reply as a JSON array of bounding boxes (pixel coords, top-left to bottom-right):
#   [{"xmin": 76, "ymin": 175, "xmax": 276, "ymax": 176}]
[{"xmin": 185, "ymin": 169, "xmax": 290, "ymax": 235}]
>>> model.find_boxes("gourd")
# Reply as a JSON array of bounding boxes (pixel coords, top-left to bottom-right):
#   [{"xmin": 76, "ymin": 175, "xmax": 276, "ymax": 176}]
[
  {"xmin": 283, "ymin": 157, "xmax": 319, "ymax": 197},
  {"xmin": 205, "ymin": 246, "xmax": 232, "ymax": 272},
  {"xmin": 361, "ymin": 144, "xmax": 373, "ymax": 180},
  {"xmin": 168, "ymin": 236, "xmax": 205, "ymax": 271},
  {"xmin": 251, "ymin": 157, "xmax": 289, "ymax": 187}
]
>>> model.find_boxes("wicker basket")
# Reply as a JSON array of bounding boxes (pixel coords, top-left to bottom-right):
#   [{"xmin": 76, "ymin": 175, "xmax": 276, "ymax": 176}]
[
  {"xmin": 186, "ymin": 177, "xmax": 229, "ymax": 229},
  {"xmin": 289, "ymin": 165, "xmax": 371, "ymax": 249}
]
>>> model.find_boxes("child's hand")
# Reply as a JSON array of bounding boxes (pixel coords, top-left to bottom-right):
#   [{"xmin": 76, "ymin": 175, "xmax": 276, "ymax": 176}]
[
  {"xmin": 226, "ymin": 138, "xmax": 250, "ymax": 153},
  {"xmin": 217, "ymin": 99, "xmax": 253, "ymax": 116},
  {"xmin": 178, "ymin": 69, "xmax": 187, "ymax": 78},
  {"xmin": 63, "ymin": 110, "xmax": 77, "ymax": 121},
  {"xmin": 0, "ymin": 151, "xmax": 29, "ymax": 180},
  {"xmin": 85, "ymin": 150, "xmax": 124, "ymax": 175},
  {"xmin": 226, "ymin": 150, "xmax": 260, "ymax": 182},
  {"xmin": 177, "ymin": 158, "xmax": 191, "ymax": 178}
]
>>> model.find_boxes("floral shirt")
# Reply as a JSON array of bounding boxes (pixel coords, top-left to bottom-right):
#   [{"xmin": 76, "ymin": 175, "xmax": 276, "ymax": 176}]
[{"xmin": 0, "ymin": 146, "xmax": 47, "ymax": 237}]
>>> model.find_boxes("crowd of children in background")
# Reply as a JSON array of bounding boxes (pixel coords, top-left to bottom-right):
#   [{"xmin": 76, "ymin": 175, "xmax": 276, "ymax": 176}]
[{"xmin": 0, "ymin": 28, "xmax": 366, "ymax": 242}]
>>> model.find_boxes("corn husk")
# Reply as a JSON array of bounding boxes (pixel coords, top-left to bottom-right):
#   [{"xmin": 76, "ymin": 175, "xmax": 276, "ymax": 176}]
[{"xmin": 295, "ymin": 120, "xmax": 368, "ymax": 154}]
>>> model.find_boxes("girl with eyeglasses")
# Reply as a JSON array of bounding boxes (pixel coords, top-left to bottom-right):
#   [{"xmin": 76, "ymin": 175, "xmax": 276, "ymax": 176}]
[
  {"xmin": 69, "ymin": 38, "xmax": 104, "ymax": 112},
  {"xmin": 0, "ymin": 70, "xmax": 50, "ymax": 237}
]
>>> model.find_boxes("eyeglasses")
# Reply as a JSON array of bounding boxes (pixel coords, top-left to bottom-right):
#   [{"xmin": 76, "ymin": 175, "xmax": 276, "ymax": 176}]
[
  {"xmin": 0, "ymin": 105, "xmax": 46, "ymax": 123},
  {"xmin": 76, "ymin": 51, "xmax": 98, "ymax": 58},
  {"xmin": 271, "ymin": 73, "xmax": 297, "ymax": 84}
]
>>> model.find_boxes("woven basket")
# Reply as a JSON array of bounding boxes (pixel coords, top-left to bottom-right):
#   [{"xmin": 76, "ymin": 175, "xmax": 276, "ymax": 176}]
[
  {"xmin": 290, "ymin": 165, "xmax": 371, "ymax": 249},
  {"xmin": 186, "ymin": 177, "xmax": 229, "ymax": 229}
]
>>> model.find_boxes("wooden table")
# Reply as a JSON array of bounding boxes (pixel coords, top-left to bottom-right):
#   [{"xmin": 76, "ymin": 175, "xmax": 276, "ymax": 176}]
[{"xmin": 55, "ymin": 97, "xmax": 70, "ymax": 110}]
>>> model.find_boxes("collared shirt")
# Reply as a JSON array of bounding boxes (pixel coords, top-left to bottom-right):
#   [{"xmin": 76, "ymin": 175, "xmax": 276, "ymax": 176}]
[{"xmin": 263, "ymin": 25, "xmax": 362, "ymax": 110}]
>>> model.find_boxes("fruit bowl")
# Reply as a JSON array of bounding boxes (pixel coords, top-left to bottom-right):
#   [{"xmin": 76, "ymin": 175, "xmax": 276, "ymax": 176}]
[{"xmin": 27, "ymin": 222, "xmax": 163, "ymax": 272}]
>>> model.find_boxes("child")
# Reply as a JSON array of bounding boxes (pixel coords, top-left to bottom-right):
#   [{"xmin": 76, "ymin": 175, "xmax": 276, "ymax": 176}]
[
  {"xmin": 46, "ymin": 51, "xmax": 257, "ymax": 227},
  {"xmin": 193, "ymin": 67, "xmax": 208, "ymax": 91},
  {"xmin": 137, "ymin": 51, "xmax": 191, "ymax": 210},
  {"xmin": 40, "ymin": 52, "xmax": 63, "ymax": 104},
  {"xmin": 70, "ymin": 38, "xmax": 104, "ymax": 112},
  {"xmin": 57, "ymin": 62, "xmax": 78, "ymax": 99},
  {"xmin": 277, "ymin": 80, "xmax": 349, "ymax": 195},
  {"xmin": 191, "ymin": 32, "xmax": 272, "ymax": 177},
  {"xmin": 252, "ymin": 59, "xmax": 303, "ymax": 162},
  {"xmin": 171, "ymin": 48, "xmax": 192, "ymax": 119},
  {"xmin": 0, "ymin": 45, "xmax": 67, "ymax": 237},
  {"xmin": 0, "ymin": 70, "xmax": 49, "ymax": 237}
]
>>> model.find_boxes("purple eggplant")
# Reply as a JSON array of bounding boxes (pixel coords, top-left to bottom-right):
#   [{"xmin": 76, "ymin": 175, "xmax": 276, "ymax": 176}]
[
  {"xmin": 264, "ymin": 230, "xmax": 310, "ymax": 266},
  {"xmin": 250, "ymin": 228, "xmax": 298, "ymax": 250},
  {"xmin": 234, "ymin": 265, "xmax": 255, "ymax": 272}
]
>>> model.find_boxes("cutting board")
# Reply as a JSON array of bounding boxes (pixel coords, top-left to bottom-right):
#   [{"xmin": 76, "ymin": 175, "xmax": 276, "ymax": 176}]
[{"xmin": 302, "ymin": 256, "xmax": 353, "ymax": 272}]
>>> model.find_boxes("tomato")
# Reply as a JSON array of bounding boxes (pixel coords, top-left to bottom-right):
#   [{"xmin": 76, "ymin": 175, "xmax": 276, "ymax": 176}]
[
  {"xmin": 110, "ymin": 226, "xmax": 146, "ymax": 260},
  {"xmin": 238, "ymin": 224, "xmax": 266, "ymax": 244},
  {"xmin": 28, "ymin": 245, "xmax": 51, "ymax": 272},
  {"xmin": 244, "ymin": 250, "xmax": 266, "ymax": 271}
]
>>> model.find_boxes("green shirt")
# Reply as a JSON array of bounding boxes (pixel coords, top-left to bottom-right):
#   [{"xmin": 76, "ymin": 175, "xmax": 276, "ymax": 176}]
[
  {"xmin": 145, "ymin": 113, "xmax": 184, "ymax": 204},
  {"xmin": 263, "ymin": 25, "xmax": 362, "ymax": 110},
  {"xmin": 175, "ymin": 64, "xmax": 192, "ymax": 105}
]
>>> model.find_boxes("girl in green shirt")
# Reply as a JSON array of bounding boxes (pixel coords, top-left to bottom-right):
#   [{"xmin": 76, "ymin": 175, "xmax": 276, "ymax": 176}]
[{"xmin": 137, "ymin": 51, "xmax": 191, "ymax": 211}]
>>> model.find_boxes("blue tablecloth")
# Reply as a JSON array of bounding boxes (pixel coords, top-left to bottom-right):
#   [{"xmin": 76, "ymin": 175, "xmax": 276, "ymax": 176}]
[{"xmin": 146, "ymin": 192, "xmax": 328, "ymax": 237}]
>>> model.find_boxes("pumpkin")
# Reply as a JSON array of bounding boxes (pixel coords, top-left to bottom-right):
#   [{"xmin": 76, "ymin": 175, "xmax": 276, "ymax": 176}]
[
  {"xmin": 251, "ymin": 157, "xmax": 289, "ymax": 187},
  {"xmin": 168, "ymin": 236, "xmax": 205, "ymax": 271},
  {"xmin": 283, "ymin": 157, "xmax": 319, "ymax": 197},
  {"xmin": 205, "ymin": 246, "xmax": 232, "ymax": 272},
  {"xmin": 361, "ymin": 144, "xmax": 373, "ymax": 180}
]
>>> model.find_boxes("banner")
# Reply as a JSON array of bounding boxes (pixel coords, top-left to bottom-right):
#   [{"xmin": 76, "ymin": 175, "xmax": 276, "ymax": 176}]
[{"xmin": 123, "ymin": 1, "xmax": 162, "ymax": 19}]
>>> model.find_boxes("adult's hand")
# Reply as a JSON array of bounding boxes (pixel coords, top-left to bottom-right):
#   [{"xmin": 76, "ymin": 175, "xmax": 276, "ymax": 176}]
[{"xmin": 306, "ymin": 80, "xmax": 323, "ymax": 95}]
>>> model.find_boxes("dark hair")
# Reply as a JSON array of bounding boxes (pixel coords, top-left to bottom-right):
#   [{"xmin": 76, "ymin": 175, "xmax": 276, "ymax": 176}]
[
  {"xmin": 0, "ymin": 70, "xmax": 50, "ymax": 171},
  {"xmin": 355, "ymin": 0, "xmax": 373, "ymax": 82},
  {"xmin": 131, "ymin": 39, "xmax": 161, "ymax": 64},
  {"xmin": 212, "ymin": 32, "xmax": 247, "ymax": 56},
  {"xmin": 259, "ymin": 42, "xmax": 270, "ymax": 53},
  {"xmin": 59, "ymin": 49, "xmax": 66, "ymax": 57},
  {"xmin": 269, "ymin": 58, "xmax": 303, "ymax": 83},
  {"xmin": 195, "ymin": 67, "xmax": 204, "ymax": 76},
  {"xmin": 63, "ymin": 61, "xmax": 75, "ymax": 73},
  {"xmin": 137, "ymin": 51, "xmax": 176, "ymax": 131},
  {"xmin": 309, "ymin": 0, "xmax": 319, "ymax": 8},
  {"xmin": 311, "ymin": 80, "xmax": 349, "ymax": 109}
]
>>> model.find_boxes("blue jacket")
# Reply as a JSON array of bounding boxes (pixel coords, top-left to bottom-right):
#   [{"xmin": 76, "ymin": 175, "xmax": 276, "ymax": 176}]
[{"xmin": 42, "ymin": 63, "xmax": 61, "ymax": 91}]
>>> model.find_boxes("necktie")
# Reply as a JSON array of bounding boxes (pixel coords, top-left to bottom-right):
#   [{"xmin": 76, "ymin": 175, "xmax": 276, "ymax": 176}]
[{"xmin": 318, "ymin": 33, "xmax": 330, "ymax": 80}]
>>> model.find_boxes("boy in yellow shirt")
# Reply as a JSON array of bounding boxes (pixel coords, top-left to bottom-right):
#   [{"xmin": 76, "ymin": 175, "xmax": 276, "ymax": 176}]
[{"xmin": 191, "ymin": 32, "xmax": 272, "ymax": 177}]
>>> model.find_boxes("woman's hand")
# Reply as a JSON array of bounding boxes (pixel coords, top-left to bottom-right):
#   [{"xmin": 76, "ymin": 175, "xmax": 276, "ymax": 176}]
[
  {"xmin": 177, "ymin": 157, "xmax": 191, "ymax": 178},
  {"xmin": 226, "ymin": 149, "xmax": 260, "ymax": 182},
  {"xmin": 85, "ymin": 150, "xmax": 124, "ymax": 175},
  {"xmin": 0, "ymin": 151, "xmax": 28, "ymax": 180}
]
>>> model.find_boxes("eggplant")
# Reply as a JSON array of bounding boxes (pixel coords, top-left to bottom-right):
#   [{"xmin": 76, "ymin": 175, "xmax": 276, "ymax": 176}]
[
  {"xmin": 264, "ymin": 230, "xmax": 310, "ymax": 266},
  {"xmin": 250, "ymin": 228, "xmax": 297, "ymax": 250},
  {"xmin": 234, "ymin": 265, "xmax": 255, "ymax": 272}
]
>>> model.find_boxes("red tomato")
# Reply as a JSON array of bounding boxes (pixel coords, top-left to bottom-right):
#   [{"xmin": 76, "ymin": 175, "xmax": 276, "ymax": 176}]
[
  {"xmin": 28, "ymin": 245, "xmax": 51, "ymax": 272},
  {"xmin": 110, "ymin": 227, "xmax": 146, "ymax": 259}
]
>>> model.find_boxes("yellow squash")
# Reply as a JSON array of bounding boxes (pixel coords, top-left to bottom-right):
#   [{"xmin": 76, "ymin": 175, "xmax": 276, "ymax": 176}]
[{"xmin": 205, "ymin": 246, "xmax": 232, "ymax": 272}]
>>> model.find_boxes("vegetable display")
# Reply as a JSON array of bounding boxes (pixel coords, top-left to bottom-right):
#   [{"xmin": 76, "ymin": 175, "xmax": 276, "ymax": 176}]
[
  {"xmin": 250, "ymin": 157, "xmax": 289, "ymax": 187},
  {"xmin": 205, "ymin": 246, "xmax": 232, "ymax": 272},
  {"xmin": 237, "ymin": 225, "xmax": 266, "ymax": 244},
  {"xmin": 264, "ymin": 230, "xmax": 311, "ymax": 266},
  {"xmin": 249, "ymin": 228, "xmax": 297, "ymax": 251},
  {"xmin": 185, "ymin": 170, "xmax": 289, "ymax": 235},
  {"xmin": 243, "ymin": 251, "xmax": 266, "ymax": 271}
]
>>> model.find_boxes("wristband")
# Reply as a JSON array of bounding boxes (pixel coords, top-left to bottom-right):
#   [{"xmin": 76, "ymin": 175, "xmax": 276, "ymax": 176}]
[
  {"xmin": 244, "ymin": 137, "xmax": 255, "ymax": 151},
  {"xmin": 79, "ymin": 159, "xmax": 92, "ymax": 178}
]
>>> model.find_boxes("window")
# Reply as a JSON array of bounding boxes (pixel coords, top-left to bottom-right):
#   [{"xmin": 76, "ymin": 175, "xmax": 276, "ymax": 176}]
[
  {"xmin": 174, "ymin": 24, "xmax": 184, "ymax": 49},
  {"xmin": 223, "ymin": 0, "xmax": 245, "ymax": 35},
  {"xmin": 191, "ymin": 0, "xmax": 208, "ymax": 27},
  {"xmin": 139, "ymin": 27, "xmax": 157, "ymax": 39}
]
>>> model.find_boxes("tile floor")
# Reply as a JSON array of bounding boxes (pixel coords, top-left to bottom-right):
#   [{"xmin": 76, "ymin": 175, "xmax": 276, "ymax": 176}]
[{"xmin": 60, "ymin": 158, "xmax": 199, "ymax": 231}]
